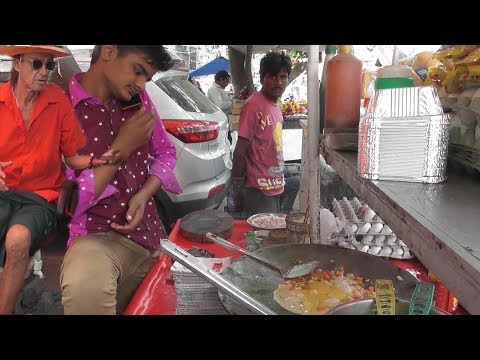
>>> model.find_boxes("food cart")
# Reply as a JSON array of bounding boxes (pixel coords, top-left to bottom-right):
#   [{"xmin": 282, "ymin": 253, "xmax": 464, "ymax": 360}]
[{"xmin": 126, "ymin": 45, "xmax": 477, "ymax": 315}]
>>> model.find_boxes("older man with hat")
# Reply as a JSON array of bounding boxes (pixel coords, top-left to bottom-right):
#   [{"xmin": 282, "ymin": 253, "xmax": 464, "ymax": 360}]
[{"xmin": 0, "ymin": 45, "xmax": 87, "ymax": 314}]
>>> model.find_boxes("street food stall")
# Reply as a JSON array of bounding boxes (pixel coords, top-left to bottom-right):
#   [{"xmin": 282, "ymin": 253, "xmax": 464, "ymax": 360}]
[
  {"xmin": 126, "ymin": 45, "xmax": 477, "ymax": 315},
  {"xmin": 125, "ymin": 215, "xmax": 467, "ymax": 315}
]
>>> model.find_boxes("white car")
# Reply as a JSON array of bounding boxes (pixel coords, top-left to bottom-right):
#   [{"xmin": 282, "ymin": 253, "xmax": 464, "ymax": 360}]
[
  {"xmin": 0, "ymin": 55, "xmax": 12, "ymax": 84},
  {"xmin": 148, "ymin": 70, "xmax": 232, "ymax": 227}
]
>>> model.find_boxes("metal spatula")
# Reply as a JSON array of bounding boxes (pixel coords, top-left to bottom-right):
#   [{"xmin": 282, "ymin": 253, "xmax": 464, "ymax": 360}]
[{"xmin": 205, "ymin": 232, "xmax": 320, "ymax": 279}]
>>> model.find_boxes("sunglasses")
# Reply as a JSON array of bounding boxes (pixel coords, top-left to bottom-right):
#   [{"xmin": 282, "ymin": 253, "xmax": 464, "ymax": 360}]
[{"xmin": 22, "ymin": 58, "xmax": 56, "ymax": 71}]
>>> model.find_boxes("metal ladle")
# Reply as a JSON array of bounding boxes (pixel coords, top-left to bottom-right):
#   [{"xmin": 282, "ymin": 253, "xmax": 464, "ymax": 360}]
[{"xmin": 205, "ymin": 232, "xmax": 320, "ymax": 279}]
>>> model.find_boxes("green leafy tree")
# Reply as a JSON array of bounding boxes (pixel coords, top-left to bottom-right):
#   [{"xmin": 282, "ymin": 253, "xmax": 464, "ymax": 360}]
[{"xmin": 284, "ymin": 49, "xmax": 308, "ymax": 85}]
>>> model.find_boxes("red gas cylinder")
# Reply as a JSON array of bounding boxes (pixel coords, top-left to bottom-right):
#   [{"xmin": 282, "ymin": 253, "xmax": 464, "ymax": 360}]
[{"xmin": 428, "ymin": 271, "xmax": 458, "ymax": 313}]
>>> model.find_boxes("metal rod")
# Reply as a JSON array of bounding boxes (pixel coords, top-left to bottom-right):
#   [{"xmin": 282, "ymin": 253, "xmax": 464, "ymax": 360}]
[
  {"xmin": 307, "ymin": 45, "xmax": 321, "ymax": 243},
  {"xmin": 299, "ymin": 119, "xmax": 309, "ymax": 213},
  {"xmin": 392, "ymin": 45, "xmax": 399, "ymax": 65}
]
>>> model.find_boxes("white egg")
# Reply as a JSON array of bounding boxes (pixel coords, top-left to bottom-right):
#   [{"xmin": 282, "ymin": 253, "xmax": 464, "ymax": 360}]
[
  {"xmin": 368, "ymin": 246, "xmax": 381, "ymax": 255},
  {"xmin": 392, "ymin": 245, "xmax": 404, "ymax": 258},
  {"xmin": 369, "ymin": 222, "xmax": 384, "ymax": 234},
  {"xmin": 339, "ymin": 240, "xmax": 350, "ymax": 248},
  {"xmin": 374, "ymin": 235, "xmax": 386, "ymax": 246},
  {"xmin": 363, "ymin": 234, "xmax": 374, "ymax": 245},
  {"xmin": 358, "ymin": 222, "xmax": 371, "ymax": 234},
  {"xmin": 381, "ymin": 225, "xmax": 393, "ymax": 235},
  {"xmin": 360, "ymin": 245, "xmax": 370, "ymax": 253},
  {"xmin": 387, "ymin": 235, "xmax": 397, "ymax": 245},
  {"xmin": 350, "ymin": 223, "xmax": 358, "ymax": 233},
  {"xmin": 379, "ymin": 246, "xmax": 393, "ymax": 256},
  {"xmin": 398, "ymin": 240, "xmax": 406, "ymax": 247}
]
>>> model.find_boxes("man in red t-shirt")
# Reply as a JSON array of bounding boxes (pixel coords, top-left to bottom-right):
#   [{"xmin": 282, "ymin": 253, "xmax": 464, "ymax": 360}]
[{"xmin": 230, "ymin": 52, "xmax": 299, "ymax": 217}]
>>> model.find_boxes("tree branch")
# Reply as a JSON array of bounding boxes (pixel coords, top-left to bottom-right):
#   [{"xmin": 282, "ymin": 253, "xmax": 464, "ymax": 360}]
[{"xmin": 288, "ymin": 61, "xmax": 308, "ymax": 85}]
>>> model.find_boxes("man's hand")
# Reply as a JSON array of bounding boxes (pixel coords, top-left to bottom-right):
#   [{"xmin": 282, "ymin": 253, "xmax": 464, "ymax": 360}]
[
  {"xmin": 110, "ymin": 193, "xmax": 147, "ymax": 234},
  {"xmin": 110, "ymin": 109, "xmax": 155, "ymax": 163},
  {"xmin": 89, "ymin": 150, "xmax": 122, "ymax": 167},
  {"xmin": 0, "ymin": 161, "xmax": 12, "ymax": 192}
]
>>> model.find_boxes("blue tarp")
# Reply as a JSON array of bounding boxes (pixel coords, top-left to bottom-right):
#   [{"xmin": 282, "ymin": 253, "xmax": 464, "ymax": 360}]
[{"xmin": 189, "ymin": 57, "xmax": 229, "ymax": 78}]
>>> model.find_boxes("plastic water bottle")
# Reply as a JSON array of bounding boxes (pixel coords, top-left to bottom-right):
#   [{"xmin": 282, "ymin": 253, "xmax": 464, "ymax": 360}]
[{"xmin": 245, "ymin": 231, "xmax": 257, "ymax": 251}]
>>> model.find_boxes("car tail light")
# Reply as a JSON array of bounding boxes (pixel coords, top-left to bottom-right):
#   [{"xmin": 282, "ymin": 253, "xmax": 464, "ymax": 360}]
[
  {"xmin": 208, "ymin": 184, "xmax": 225, "ymax": 198},
  {"xmin": 163, "ymin": 120, "xmax": 220, "ymax": 143}
]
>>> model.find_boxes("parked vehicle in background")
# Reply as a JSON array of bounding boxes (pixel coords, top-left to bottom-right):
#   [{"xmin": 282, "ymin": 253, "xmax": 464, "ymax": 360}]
[
  {"xmin": 0, "ymin": 55, "xmax": 11, "ymax": 84},
  {"xmin": 69, "ymin": 48, "xmax": 93, "ymax": 72},
  {"xmin": 149, "ymin": 70, "xmax": 231, "ymax": 227}
]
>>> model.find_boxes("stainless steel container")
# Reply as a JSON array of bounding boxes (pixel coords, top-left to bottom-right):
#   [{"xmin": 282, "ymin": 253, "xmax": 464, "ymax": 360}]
[
  {"xmin": 325, "ymin": 298, "xmax": 449, "ymax": 315},
  {"xmin": 358, "ymin": 86, "xmax": 450, "ymax": 183},
  {"xmin": 286, "ymin": 212, "xmax": 309, "ymax": 244}
]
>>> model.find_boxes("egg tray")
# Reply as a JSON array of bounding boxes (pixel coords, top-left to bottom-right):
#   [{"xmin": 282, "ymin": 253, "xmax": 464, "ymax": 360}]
[{"xmin": 332, "ymin": 197, "xmax": 414, "ymax": 260}]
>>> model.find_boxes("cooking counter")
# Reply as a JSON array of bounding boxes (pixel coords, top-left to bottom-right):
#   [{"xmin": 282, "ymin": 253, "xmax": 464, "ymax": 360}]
[
  {"xmin": 321, "ymin": 145, "xmax": 480, "ymax": 314},
  {"xmin": 125, "ymin": 217, "xmax": 468, "ymax": 315}
]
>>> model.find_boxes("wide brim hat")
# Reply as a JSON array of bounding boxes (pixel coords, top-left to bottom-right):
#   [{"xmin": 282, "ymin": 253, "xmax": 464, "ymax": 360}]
[{"xmin": 0, "ymin": 45, "xmax": 69, "ymax": 58}]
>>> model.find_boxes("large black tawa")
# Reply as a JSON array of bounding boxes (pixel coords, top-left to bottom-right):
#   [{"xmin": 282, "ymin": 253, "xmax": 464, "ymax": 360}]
[{"xmin": 219, "ymin": 244, "xmax": 419, "ymax": 315}]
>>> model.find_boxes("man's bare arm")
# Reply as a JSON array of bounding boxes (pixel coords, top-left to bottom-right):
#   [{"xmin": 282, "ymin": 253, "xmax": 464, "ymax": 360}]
[{"xmin": 232, "ymin": 136, "xmax": 250, "ymax": 179}]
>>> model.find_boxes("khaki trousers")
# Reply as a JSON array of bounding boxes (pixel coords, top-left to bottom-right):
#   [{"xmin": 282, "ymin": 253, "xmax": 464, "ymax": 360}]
[{"xmin": 60, "ymin": 231, "xmax": 160, "ymax": 315}]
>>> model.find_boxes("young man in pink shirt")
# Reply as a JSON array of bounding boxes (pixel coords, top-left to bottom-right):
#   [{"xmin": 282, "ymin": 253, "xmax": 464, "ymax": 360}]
[
  {"xmin": 231, "ymin": 52, "xmax": 299, "ymax": 217},
  {"xmin": 61, "ymin": 45, "xmax": 182, "ymax": 314}
]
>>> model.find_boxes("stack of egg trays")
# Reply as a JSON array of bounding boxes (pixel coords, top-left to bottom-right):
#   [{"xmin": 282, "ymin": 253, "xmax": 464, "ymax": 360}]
[{"xmin": 332, "ymin": 197, "xmax": 414, "ymax": 259}]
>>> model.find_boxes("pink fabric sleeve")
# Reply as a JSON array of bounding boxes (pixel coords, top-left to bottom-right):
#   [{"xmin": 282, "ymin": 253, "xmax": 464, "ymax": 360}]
[{"xmin": 141, "ymin": 91, "xmax": 182, "ymax": 195}]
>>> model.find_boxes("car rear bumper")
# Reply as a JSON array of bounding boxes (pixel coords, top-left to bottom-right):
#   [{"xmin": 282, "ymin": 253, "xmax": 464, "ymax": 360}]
[{"xmin": 155, "ymin": 169, "xmax": 231, "ymax": 225}]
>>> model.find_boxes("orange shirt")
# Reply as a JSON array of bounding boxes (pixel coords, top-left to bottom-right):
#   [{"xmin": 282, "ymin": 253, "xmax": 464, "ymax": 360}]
[{"xmin": 0, "ymin": 82, "xmax": 86, "ymax": 202}]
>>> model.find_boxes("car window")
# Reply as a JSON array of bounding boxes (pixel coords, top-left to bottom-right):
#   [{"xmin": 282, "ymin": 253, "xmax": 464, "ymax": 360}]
[
  {"xmin": 154, "ymin": 77, "xmax": 218, "ymax": 114},
  {"xmin": 0, "ymin": 57, "xmax": 12, "ymax": 84}
]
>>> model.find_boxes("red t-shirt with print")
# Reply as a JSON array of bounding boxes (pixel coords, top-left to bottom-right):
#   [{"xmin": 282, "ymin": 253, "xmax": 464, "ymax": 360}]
[{"xmin": 237, "ymin": 91, "xmax": 285, "ymax": 196}]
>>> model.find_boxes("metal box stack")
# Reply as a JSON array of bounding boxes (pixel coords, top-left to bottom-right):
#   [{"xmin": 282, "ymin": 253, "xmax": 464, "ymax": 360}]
[
  {"xmin": 171, "ymin": 258, "xmax": 230, "ymax": 315},
  {"xmin": 358, "ymin": 86, "xmax": 450, "ymax": 183}
]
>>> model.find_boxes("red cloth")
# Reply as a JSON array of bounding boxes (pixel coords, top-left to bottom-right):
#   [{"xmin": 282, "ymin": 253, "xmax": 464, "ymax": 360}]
[
  {"xmin": 124, "ymin": 220, "xmax": 253, "ymax": 315},
  {"xmin": 388, "ymin": 258, "xmax": 469, "ymax": 315}
]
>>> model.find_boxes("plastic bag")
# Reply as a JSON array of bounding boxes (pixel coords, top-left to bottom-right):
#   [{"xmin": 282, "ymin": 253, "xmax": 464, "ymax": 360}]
[
  {"xmin": 319, "ymin": 208, "xmax": 341, "ymax": 245},
  {"xmin": 469, "ymin": 88, "xmax": 480, "ymax": 115}
]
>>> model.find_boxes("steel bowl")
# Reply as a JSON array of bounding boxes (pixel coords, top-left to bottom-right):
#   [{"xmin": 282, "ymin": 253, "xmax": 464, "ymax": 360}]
[
  {"xmin": 247, "ymin": 213, "xmax": 287, "ymax": 230},
  {"xmin": 325, "ymin": 298, "xmax": 449, "ymax": 315}
]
